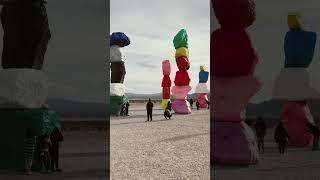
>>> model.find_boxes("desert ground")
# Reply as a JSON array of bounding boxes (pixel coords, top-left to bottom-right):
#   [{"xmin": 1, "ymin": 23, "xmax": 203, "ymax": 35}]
[
  {"xmin": 0, "ymin": 120, "xmax": 109, "ymax": 180},
  {"xmin": 213, "ymin": 126, "xmax": 320, "ymax": 180},
  {"xmin": 110, "ymin": 102, "xmax": 210, "ymax": 180}
]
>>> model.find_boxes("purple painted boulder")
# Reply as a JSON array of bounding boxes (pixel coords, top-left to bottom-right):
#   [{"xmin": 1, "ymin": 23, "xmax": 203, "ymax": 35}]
[
  {"xmin": 172, "ymin": 99, "xmax": 191, "ymax": 114},
  {"xmin": 211, "ymin": 121, "xmax": 259, "ymax": 165}
]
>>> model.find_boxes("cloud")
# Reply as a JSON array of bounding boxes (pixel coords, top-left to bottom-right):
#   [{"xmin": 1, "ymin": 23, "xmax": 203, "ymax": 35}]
[
  {"xmin": 111, "ymin": 0, "xmax": 210, "ymax": 94},
  {"xmin": 212, "ymin": 0, "xmax": 320, "ymax": 103},
  {"xmin": 136, "ymin": 61, "xmax": 157, "ymax": 69}
]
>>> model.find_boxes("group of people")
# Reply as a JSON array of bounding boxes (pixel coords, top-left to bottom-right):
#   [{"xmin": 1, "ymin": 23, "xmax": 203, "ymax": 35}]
[
  {"xmin": 253, "ymin": 117, "xmax": 320, "ymax": 154},
  {"xmin": 145, "ymin": 98, "xmax": 210, "ymax": 122},
  {"xmin": 145, "ymin": 98, "xmax": 172, "ymax": 122},
  {"xmin": 24, "ymin": 127, "xmax": 63, "ymax": 175},
  {"xmin": 188, "ymin": 99, "xmax": 210, "ymax": 110}
]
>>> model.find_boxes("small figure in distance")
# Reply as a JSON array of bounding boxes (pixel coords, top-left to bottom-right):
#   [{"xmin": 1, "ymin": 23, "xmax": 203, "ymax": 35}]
[
  {"xmin": 189, "ymin": 99, "xmax": 194, "ymax": 109},
  {"xmin": 125, "ymin": 101, "xmax": 130, "ymax": 116},
  {"xmin": 164, "ymin": 101, "xmax": 172, "ymax": 120},
  {"xmin": 274, "ymin": 121, "xmax": 289, "ymax": 154},
  {"xmin": 254, "ymin": 117, "xmax": 267, "ymax": 153},
  {"xmin": 196, "ymin": 100, "xmax": 200, "ymax": 110},
  {"xmin": 50, "ymin": 127, "xmax": 63, "ymax": 172},
  {"xmin": 146, "ymin": 98, "xmax": 153, "ymax": 122}
]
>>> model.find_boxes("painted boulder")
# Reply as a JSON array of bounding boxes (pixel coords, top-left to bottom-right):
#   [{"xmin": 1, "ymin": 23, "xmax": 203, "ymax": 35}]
[
  {"xmin": 174, "ymin": 70, "xmax": 190, "ymax": 86},
  {"xmin": 172, "ymin": 99, "xmax": 191, "ymax": 114},
  {"xmin": 211, "ymin": 29, "xmax": 257, "ymax": 77}
]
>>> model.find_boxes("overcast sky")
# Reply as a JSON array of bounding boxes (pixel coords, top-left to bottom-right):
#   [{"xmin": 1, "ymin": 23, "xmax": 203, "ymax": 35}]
[
  {"xmin": 2, "ymin": 1, "xmax": 320, "ymax": 103},
  {"xmin": 111, "ymin": 0, "xmax": 210, "ymax": 94},
  {"xmin": 211, "ymin": 0, "xmax": 320, "ymax": 103},
  {"xmin": 0, "ymin": 0, "xmax": 107, "ymax": 103}
]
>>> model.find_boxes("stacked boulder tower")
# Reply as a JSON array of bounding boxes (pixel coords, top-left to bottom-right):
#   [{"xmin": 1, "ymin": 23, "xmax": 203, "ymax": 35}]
[
  {"xmin": 161, "ymin": 60, "xmax": 172, "ymax": 110},
  {"xmin": 0, "ymin": 0, "xmax": 60, "ymax": 170},
  {"xmin": 110, "ymin": 32, "xmax": 130, "ymax": 116},
  {"xmin": 211, "ymin": 0, "xmax": 261, "ymax": 165},
  {"xmin": 272, "ymin": 13, "xmax": 320, "ymax": 147},
  {"xmin": 171, "ymin": 29, "xmax": 192, "ymax": 114},
  {"xmin": 195, "ymin": 65, "xmax": 209, "ymax": 109}
]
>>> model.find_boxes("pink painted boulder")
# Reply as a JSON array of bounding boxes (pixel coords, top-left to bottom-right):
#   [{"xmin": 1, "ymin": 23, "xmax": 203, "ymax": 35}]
[
  {"xmin": 172, "ymin": 99, "xmax": 191, "ymax": 114},
  {"xmin": 198, "ymin": 93, "xmax": 208, "ymax": 108},
  {"xmin": 212, "ymin": 76, "xmax": 260, "ymax": 121},
  {"xmin": 171, "ymin": 85, "xmax": 191, "ymax": 100},
  {"xmin": 162, "ymin": 60, "xmax": 171, "ymax": 75},
  {"xmin": 282, "ymin": 101, "xmax": 312, "ymax": 147}
]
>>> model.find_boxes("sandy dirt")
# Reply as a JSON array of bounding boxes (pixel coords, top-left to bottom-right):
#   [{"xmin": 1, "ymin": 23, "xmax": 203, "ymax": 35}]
[
  {"xmin": 213, "ymin": 126, "xmax": 320, "ymax": 180},
  {"xmin": 110, "ymin": 103, "xmax": 210, "ymax": 180}
]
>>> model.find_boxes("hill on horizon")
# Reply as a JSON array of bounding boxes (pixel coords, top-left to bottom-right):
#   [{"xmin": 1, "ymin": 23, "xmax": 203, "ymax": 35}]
[{"xmin": 126, "ymin": 92, "xmax": 211, "ymax": 100}]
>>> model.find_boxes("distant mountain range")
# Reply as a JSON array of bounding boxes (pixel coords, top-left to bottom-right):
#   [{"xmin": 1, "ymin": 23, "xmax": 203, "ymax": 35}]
[
  {"xmin": 246, "ymin": 100, "xmax": 320, "ymax": 120},
  {"xmin": 126, "ymin": 93, "xmax": 210, "ymax": 100},
  {"xmin": 45, "ymin": 96, "xmax": 320, "ymax": 122},
  {"xmin": 45, "ymin": 98, "xmax": 107, "ymax": 118}
]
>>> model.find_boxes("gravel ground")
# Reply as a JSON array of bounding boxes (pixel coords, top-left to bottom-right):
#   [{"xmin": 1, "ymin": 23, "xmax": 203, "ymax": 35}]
[
  {"xmin": 0, "ymin": 131, "xmax": 109, "ymax": 180},
  {"xmin": 111, "ymin": 103, "xmax": 210, "ymax": 180},
  {"xmin": 213, "ymin": 127, "xmax": 320, "ymax": 180}
]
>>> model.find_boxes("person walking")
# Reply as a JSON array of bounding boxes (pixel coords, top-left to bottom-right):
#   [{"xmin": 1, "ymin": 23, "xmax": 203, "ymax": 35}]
[
  {"xmin": 306, "ymin": 122, "xmax": 320, "ymax": 151},
  {"xmin": 189, "ymin": 99, "xmax": 194, "ymax": 109},
  {"xmin": 274, "ymin": 122, "xmax": 289, "ymax": 154},
  {"xmin": 146, "ymin": 98, "xmax": 154, "ymax": 122},
  {"xmin": 125, "ymin": 101, "xmax": 130, "ymax": 116},
  {"xmin": 120, "ymin": 104, "xmax": 126, "ymax": 117},
  {"xmin": 196, "ymin": 100, "xmax": 200, "ymax": 110},
  {"xmin": 50, "ymin": 127, "xmax": 63, "ymax": 172},
  {"xmin": 24, "ymin": 129, "xmax": 37, "ymax": 175},
  {"xmin": 254, "ymin": 117, "xmax": 267, "ymax": 153},
  {"xmin": 206, "ymin": 99, "xmax": 210, "ymax": 109},
  {"xmin": 40, "ymin": 133, "xmax": 52, "ymax": 173}
]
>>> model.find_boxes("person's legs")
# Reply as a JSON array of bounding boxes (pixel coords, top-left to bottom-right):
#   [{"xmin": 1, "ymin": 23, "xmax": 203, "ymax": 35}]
[
  {"xmin": 257, "ymin": 139, "xmax": 261, "ymax": 152},
  {"xmin": 46, "ymin": 152, "xmax": 51, "ymax": 172},
  {"xmin": 150, "ymin": 111, "xmax": 153, "ymax": 121},
  {"xmin": 262, "ymin": 138, "xmax": 265, "ymax": 153},
  {"xmin": 278, "ymin": 144, "xmax": 281, "ymax": 154},
  {"xmin": 50, "ymin": 149, "xmax": 54, "ymax": 171},
  {"xmin": 312, "ymin": 135, "xmax": 319, "ymax": 150},
  {"xmin": 40, "ymin": 154, "xmax": 46, "ymax": 171},
  {"xmin": 281, "ymin": 143, "xmax": 286, "ymax": 154},
  {"xmin": 25, "ymin": 155, "xmax": 32, "ymax": 175},
  {"xmin": 53, "ymin": 146, "xmax": 61, "ymax": 171},
  {"xmin": 147, "ymin": 112, "xmax": 150, "ymax": 121}
]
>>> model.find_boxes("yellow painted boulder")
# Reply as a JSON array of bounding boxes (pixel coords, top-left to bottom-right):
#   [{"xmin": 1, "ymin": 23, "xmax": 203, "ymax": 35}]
[
  {"xmin": 175, "ymin": 47, "xmax": 189, "ymax": 59},
  {"xmin": 288, "ymin": 12, "xmax": 304, "ymax": 30}
]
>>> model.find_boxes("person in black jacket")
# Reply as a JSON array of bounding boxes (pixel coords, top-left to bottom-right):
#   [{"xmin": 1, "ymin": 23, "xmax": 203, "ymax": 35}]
[
  {"xmin": 306, "ymin": 122, "xmax": 320, "ymax": 151},
  {"xmin": 254, "ymin": 117, "xmax": 267, "ymax": 153},
  {"xmin": 50, "ymin": 127, "xmax": 63, "ymax": 172},
  {"xmin": 125, "ymin": 101, "xmax": 130, "ymax": 116},
  {"xmin": 146, "ymin": 98, "xmax": 153, "ymax": 122},
  {"xmin": 196, "ymin": 100, "xmax": 200, "ymax": 110},
  {"xmin": 189, "ymin": 99, "xmax": 194, "ymax": 109},
  {"xmin": 274, "ymin": 122, "xmax": 289, "ymax": 154}
]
